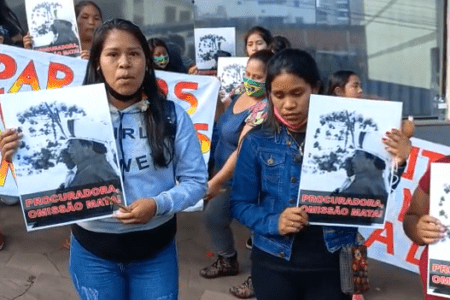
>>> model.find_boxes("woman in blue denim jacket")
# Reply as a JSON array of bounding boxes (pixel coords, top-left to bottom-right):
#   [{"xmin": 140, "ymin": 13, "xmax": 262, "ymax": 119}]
[{"xmin": 230, "ymin": 49, "xmax": 411, "ymax": 300}]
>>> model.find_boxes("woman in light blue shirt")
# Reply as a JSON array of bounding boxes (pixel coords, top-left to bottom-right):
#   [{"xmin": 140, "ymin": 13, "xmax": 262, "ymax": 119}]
[{"xmin": 0, "ymin": 18, "xmax": 207, "ymax": 300}]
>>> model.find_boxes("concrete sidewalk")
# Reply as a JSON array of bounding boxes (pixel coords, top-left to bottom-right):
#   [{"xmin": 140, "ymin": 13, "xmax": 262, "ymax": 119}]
[{"xmin": 0, "ymin": 203, "xmax": 424, "ymax": 300}]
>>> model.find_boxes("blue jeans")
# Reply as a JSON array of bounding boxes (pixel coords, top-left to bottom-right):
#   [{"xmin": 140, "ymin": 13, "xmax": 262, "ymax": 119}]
[
  {"xmin": 203, "ymin": 186, "xmax": 237, "ymax": 258},
  {"xmin": 69, "ymin": 235, "xmax": 178, "ymax": 300}
]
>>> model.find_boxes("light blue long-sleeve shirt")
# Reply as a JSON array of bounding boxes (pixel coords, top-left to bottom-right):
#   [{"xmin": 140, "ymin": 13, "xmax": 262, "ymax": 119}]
[{"xmin": 78, "ymin": 100, "xmax": 208, "ymax": 233}]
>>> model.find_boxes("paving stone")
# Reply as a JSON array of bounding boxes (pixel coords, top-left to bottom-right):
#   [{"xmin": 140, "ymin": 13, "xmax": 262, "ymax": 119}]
[
  {"xmin": 14, "ymin": 294, "xmax": 39, "ymax": 300},
  {"xmin": 25, "ymin": 273, "xmax": 78, "ymax": 300},
  {"xmin": 6, "ymin": 253, "xmax": 61, "ymax": 277},
  {"xmin": 0, "ymin": 250, "xmax": 13, "ymax": 265},
  {"xmin": 45, "ymin": 250, "xmax": 71, "ymax": 279},
  {"xmin": 0, "ymin": 266, "xmax": 33, "ymax": 299},
  {"xmin": 201, "ymin": 290, "xmax": 247, "ymax": 300}
]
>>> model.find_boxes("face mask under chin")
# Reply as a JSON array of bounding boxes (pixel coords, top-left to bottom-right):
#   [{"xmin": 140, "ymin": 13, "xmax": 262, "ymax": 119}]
[{"xmin": 105, "ymin": 82, "xmax": 143, "ymax": 102}]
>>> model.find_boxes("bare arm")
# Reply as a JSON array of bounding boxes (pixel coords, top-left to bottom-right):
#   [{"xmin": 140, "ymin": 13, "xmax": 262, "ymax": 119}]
[
  {"xmin": 206, "ymin": 123, "xmax": 253, "ymax": 200},
  {"xmin": 0, "ymin": 128, "xmax": 22, "ymax": 162},
  {"xmin": 403, "ymin": 187, "xmax": 446, "ymax": 245},
  {"xmin": 214, "ymin": 91, "xmax": 231, "ymax": 122}
]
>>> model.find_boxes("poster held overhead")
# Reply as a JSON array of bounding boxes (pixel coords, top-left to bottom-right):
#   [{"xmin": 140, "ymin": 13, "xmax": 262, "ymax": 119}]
[
  {"xmin": 0, "ymin": 84, "xmax": 125, "ymax": 231},
  {"xmin": 427, "ymin": 163, "xmax": 450, "ymax": 298},
  {"xmin": 194, "ymin": 27, "xmax": 236, "ymax": 75},
  {"xmin": 25, "ymin": 0, "xmax": 82, "ymax": 57},
  {"xmin": 298, "ymin": 95, "xmax": 402, "ymax": 228}
]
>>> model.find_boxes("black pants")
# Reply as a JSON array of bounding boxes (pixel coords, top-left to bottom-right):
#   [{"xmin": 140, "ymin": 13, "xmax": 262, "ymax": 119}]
[{"xmin": 252, "ymin": 252, "xmax": 348, "ymax": 300}]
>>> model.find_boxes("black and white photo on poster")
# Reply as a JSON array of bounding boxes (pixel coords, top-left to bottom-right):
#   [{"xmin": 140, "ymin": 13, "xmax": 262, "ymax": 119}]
[
  {"xmin": 0, "ymin": 84, "xmax": 125, "ymax": 231},
  {"xmin": 194, "ymin": 27, "xmax": 236, "ymax": 72},
  {"xmin": 217, "ymin": 57, "xmax": 248, "ymax": 99},
  {"xmin": 428, "ymin": 163, "xmax": 450, "ymax": 299},
  {"xmin": 298, "ymin": 95, "xmax": 402, "ymax": 227},
  {"xmin": 25, "ymin": 0, "xmax": 81, "ymax": 57}
]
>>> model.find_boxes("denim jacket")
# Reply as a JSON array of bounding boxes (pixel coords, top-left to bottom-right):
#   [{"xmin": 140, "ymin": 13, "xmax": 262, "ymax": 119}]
[{"xmin": 230, "ymin": 125, "xmax": 405, "ymax": 261}]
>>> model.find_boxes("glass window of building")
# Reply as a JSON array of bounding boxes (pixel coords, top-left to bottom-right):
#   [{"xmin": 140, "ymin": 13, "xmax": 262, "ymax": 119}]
[{"xmin": 6, "ymin": 0, "xmax": 446, "ymax": 119}]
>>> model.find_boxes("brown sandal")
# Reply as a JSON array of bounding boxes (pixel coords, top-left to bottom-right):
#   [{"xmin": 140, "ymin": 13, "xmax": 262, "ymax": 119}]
[{"xmin": 229, "ymin": 276, "xmax": 254, "ymax": 299}]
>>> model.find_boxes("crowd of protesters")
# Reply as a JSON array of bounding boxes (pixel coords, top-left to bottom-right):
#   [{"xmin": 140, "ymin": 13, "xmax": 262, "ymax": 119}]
[{"xmin": 0, "ymin": 0, "xmax": 441, "ymax": 299}]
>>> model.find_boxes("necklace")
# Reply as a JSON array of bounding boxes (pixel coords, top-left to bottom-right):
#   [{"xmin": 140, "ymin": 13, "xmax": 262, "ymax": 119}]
[{"xmin": 286, "ymin": 130, "xmax": 305, "ymax": 159}]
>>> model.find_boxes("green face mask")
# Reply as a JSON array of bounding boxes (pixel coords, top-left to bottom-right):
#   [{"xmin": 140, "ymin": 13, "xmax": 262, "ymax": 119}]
[
  {"xmin": 243, "ymin": 77, "xmax": 266, "ymax": 97},
  {"xmin": 153, "ymin": 55, "xmax": 169, "ymax": 68}
]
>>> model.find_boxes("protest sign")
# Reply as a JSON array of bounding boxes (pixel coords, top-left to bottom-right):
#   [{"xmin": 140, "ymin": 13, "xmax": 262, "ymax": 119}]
[
  {"xmin": 427, "ymin": 163, "xmax": 450, "ymax": 298},
  {"xmin": 217, "ymin": 57, "xmax": 248, "ymax": 100},
  {"xmin": 298, "ymin": 95, "xmax": 402, "ymax": 227},
  {"xmin": 0, "ymin": 45, "xmax": 88, "ymax": 199},
  {"xmin": 154, "ymin": 70, "xmax": 219, "ymax": 164},
  {"xmin": 360, "ymin": 137, "xmax": 450, "ymax": 273},
  {"xmin": 0, "ymin": 45, "xmax": 219, "ymax": 209},
  {"xmin": 25, "ymin": 0, "xmax": 81, "ymax": 57},
  {"xmin": 1, "ymin": 84, "xmax": 125, "ymax": 231},
  {"xmin": 194, "ymin": 27, "xmax": 236, "ymax": 73},
  {"xmin": 0, "ymin": 44, "xmax": 87, "ymax": 94}
]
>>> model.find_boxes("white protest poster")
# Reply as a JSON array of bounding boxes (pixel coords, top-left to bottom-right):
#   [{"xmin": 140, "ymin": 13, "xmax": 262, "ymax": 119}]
[
  {"xmin": 360, "ymin": 137, "xmax": 450, "ymax": 273},
  {"xmin": 155, "ymin": 70, "xmax": 220, "ymax": 164},
  {"xmin": 217, "ymin": 57, "xmax": 248, "ymax": 100},
  {"xmin": 0, "ymin": 45, "xmax": 87, "ymax": 198},
  {"xmin": 0, "ymin": 47, "xmax": 219, "ymax": 213},
  {"xmin": 298, "ymin": 95, "xmax": 402, "ymax": 227},
  {"xmin": 194, "ymin": 27, "xmax": 236, "ymax": 74},
  {"xmin": 428, "ymin": 163, "xmax": 450, "ymax": 298},
  {"xmin": 0, "ymin": 84, "xmax": 125, "ymax": 231},
  {"xmin": 25, "ymin": 0, "xmax": 81, "ymax": 57}
]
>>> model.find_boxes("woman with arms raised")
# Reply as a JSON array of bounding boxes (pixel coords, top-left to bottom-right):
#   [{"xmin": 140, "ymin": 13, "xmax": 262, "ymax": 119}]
[{"xmin": 23, "ymin": 1, "xmax": 102, "ymax": 59}]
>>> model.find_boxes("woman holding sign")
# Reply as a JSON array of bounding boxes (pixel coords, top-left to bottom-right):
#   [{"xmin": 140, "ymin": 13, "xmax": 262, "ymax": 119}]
[
  {"xmin": 200, "ymin": 50, "xmax": 273, "ymax": 298},
  {"xmin": 244, "ymin": 26, "xmax": 273, "ymax": 57},
  {"xmin": 327, "ymin": 70, "xmax": 414, "ymax": 182},
  {"xmin": 23, "ymin": 1, "xmax": 102, "ymax": 59},
  {"xmin": 1, "ymin": 18, "xmax": 207, "ymax": 300},
  {"xmin": 229, "ymin": 49, "xmax": 412, "ymax": 300},
  {"xmin": 404, "ymin": 160, "xmax": 450, "ymax": 300},
  {"xmin": 75, "ymin": 1, "xmax": 103, "ymax": 58},
  {"xmin": 327, "ymin": 70, "xmax": 363, "ymax": 99}
]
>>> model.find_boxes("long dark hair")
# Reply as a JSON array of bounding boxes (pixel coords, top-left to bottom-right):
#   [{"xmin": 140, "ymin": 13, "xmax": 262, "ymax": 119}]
[
  {"xmin": 248, "ymin": 49, "xmax": 274, "ymax": 68},
  {"xmin": 264, "ymin": 49, "xmax": 321, "ymax": 132},
  {"xmin": 147, "ymin": 37, "xmax": 186, "ymax": 73},
  {"xmin": 327, "ymin": 70, "xmax": 358, "ymax": 96},
  {"xmin": 83, "ymin": 18, "xmax": 174, "ymax": 168},
  {"xmin": 244, "ymin": 26, "xmax": 273, "ymax": 55},
  {"xmin": 268, "ymin": 36, "xmax": 291, "ymax": 54},
  {"xmin": 75, "ymin": 1, "xmax": 103, "ymax": 20},
  {"xmin": 0, "ymin": 0, "xmax": 24, "ymax": 38}
]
